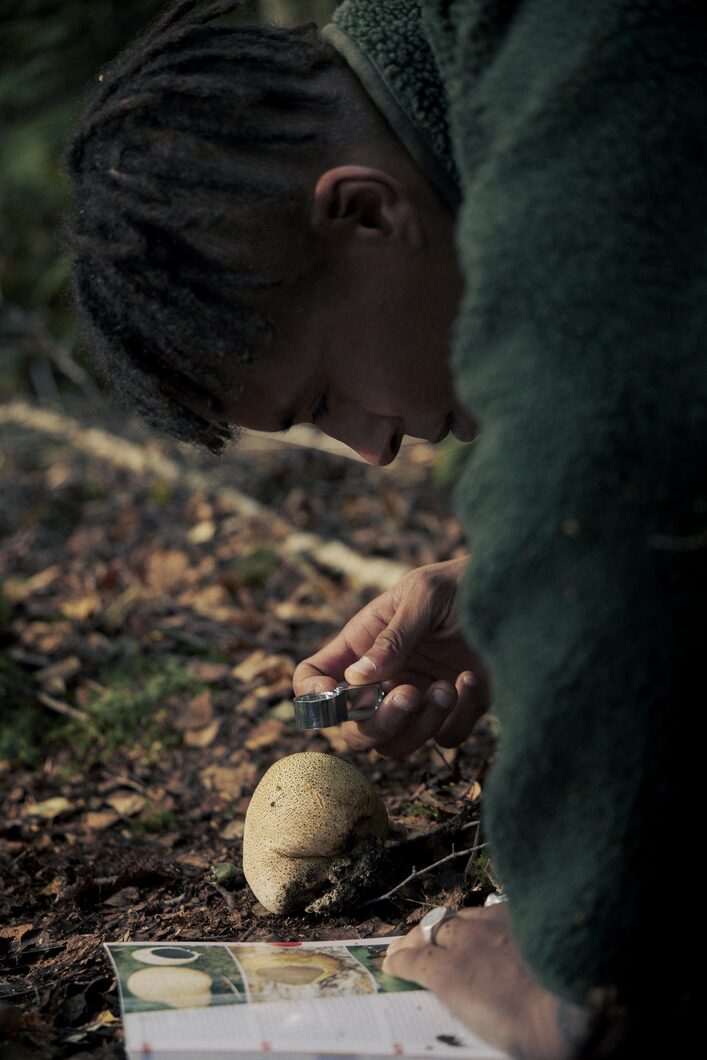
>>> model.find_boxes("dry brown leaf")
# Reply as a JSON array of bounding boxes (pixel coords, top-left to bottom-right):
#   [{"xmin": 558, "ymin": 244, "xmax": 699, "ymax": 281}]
[
  {"xmin": 273, "ymin": 600, "xmax": 341, "ymax": 624},
  {"xmin": 230, "ymin": 650, "xmax": 294, "ymax": 685},
  {"xmin": 221, "ymin": 818, "xmax": 245, "ymax": 840},
  {"xmin": 185, "ymin": 661, "xmax": 230, "ymax": 683},
  {"xmin": 0, "ymin": 923, "xmax": 34, "ymax": 942},
  {"xmin": 39, "ymin": 877, "xmax": 64, "ymax": 898},
  {"xmin": 85, "ymin": 1011, "xmax": 121, "ymax": 1030},
  {"xmin": 82, "ymin": 810, "xmax": 120, "ymax": 832},
  {"xmin": 235, "ymin": 678, "xmax": 293, "ymax": 715},
  {"xmin": 172, "ymin": 689, "xmax": 214, "ymax": 731},
  {"xmin": 103, "ymin": 886, "xmax": 139, "ymax": 908},
  {"xmin": 106, "ymin": 792, "xmax": 147, "ymax": 817},
  {"xmin": 199, "ymin": 763, "xmax": 256, "ymax": 799},
  {"xmin": 244, "ymin": 718, "xmax": 284, "ymax": 751},
  {"xmin": 175, "ymin": 851, "xmax": 211, "ymax": 870},
  {"xmin": 183, "ymin": 718, "xmax": 221, "ymax": 748},
  {"xmin": 145, "ymin": 549, "xmax": 191, "ymax": 592},
  {"xmin": 60, "ymin": 594, "xmax": 101, "ymax": 621},
  {"xmin": 26, "ymin": 796, "xmax": 73, "ymax": 820},
  {"xmin": 3, "ymin": 565, "xmax": 61, "ymax": 601},
  {"xmin": 187, "ymin": 520, "xmax": 216, "ymax": 543},
  {"xmin": 318, "ymin": 727, "xmax": 349, "ymax": 754}
]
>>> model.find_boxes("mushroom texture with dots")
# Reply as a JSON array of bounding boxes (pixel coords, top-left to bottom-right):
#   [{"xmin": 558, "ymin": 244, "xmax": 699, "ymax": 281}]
[{"xmin": 243, "ymin": 752, "xmax": 388, "ymax": 914}]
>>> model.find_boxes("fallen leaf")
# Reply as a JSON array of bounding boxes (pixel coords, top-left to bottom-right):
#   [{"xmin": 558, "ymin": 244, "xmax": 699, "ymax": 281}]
[
  {"xmin": 230, "ymin": 650, "xmax": 294, "ymax": 685},
  {"xmin": 85, "ymin": 1010, "xmax": 121, "ymax": 1030},
  {"xmin": 268, "ymin": 699, "xmax": 295, "ymax": 722},
  {"xmin": 103, "ymin": 886, "xmax": 139, "ymax": 908},
  {"xmin": 221, "ymin": 818, "xmax": 245, "ymax": 840},
  {"xmin": 185, "ymin": 661, "xmax": 230, "ymax": 683},
  {"xmin": 318, "ymin": 727, "xmax": 349, "ymax": 754},
  {"xmin": 40, "ymin": 877, "xmax": 65, "ymax": 898},
  {"xmin": 60, "ymin": 594, "xmax": 101, "ymax": 621},
  {"xmin": 184, "ymin": 719, "xmax": 221, "ymax": 748},
  {"xmin": 82, "ymin": 810, "xmax": 120, "ymax": 832},
  {"xmin": 187, "ymin": 520, "xmax": 215, "ymax": 543},
  {"xmin": 106, "ymin": 792, "xmax": 147, "ymax": 817},
  {"xmin": 145, "ymin": 549, "xmax": 191, "ymax": 592},
  {"xmin": 175, "ymin": 852, "xmax": 211, "ymax": 870},
  {"xmin": 172, "ymin": 689, "xmax": 214, "ymax": 730},
  {"xmin": 3, "ymin": 565, "xmax": 61, "ymax": 601},
  {"xmin": 26, "ymin": 797, "xmax": 73, "ymax": 820},
  {"xmin": 199, "ymin": 763, "xmax": 256, "ymax": 799},
  {"xmin": 0, "ymin": 923, "xmax": 34, "ymax": 942},
  {"xmin": 244, "ymin": 718, "xmax": 284, "ymax": 751}
]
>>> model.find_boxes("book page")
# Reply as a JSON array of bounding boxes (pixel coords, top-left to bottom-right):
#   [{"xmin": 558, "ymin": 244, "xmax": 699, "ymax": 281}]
[{"xmin": 106, "ymin": 939, "xmax": 509, "ymax": 1059}]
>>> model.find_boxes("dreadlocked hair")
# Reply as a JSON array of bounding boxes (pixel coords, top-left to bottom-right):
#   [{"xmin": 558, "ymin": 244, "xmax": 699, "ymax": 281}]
[{"xmin": 65, "ymin": 0, "xmax": 340, "ymax": 453}]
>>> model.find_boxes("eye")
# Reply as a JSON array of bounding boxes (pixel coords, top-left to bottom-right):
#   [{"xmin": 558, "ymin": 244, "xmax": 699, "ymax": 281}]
[{"xmin": 311, "ymin": 392, "xmax": 329, "ymax": 424}]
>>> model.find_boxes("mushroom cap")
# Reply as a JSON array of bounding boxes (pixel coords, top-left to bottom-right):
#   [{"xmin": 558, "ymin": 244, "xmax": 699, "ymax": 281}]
[{"xmin": 243, "ymin": 751, "xmax": 388, "ymax": 914}]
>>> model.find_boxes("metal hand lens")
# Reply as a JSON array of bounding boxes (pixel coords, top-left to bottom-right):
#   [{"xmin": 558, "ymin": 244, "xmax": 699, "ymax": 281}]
[{"xmin": 293, "ymin": 681, "xmax": 384, "ymax": 729}]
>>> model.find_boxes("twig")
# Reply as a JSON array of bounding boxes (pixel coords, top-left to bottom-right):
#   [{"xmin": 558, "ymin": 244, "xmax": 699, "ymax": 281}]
[
  {"xmin": 0, "ymin": 400, "xmax": 411, "ymax": 590},
  {"xmin": 210, "ymin": 881, "xmax": 236, "ymax": 912},
  {"xmin": 37, "ymin": 691, "xmax": 89, "ymax": 722},
  {"xmin": 463, "ymin": 820, "xmax": 482, "ymax": 886},
  {"xmin": 364, "ymin": 841, "xmax": 488, "ymax": 905}
]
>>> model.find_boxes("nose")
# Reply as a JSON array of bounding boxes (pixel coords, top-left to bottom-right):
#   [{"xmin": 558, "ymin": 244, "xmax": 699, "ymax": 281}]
[{"xmin": 322, "ymin": 408, "xmax": 402, "ymax": 466}]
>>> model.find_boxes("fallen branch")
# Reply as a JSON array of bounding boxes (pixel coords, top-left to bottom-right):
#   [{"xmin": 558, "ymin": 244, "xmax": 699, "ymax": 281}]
[
  {"xmin": 37, "ymin": 691, "xmax": 90, "ymax": 722},
  {"xmin": 364, "ymin": 841, "xmax": 488, "ymax": 905},
  {"xmin": 0, "ymin": 400, "xmax": 411, "ymax": 591}
]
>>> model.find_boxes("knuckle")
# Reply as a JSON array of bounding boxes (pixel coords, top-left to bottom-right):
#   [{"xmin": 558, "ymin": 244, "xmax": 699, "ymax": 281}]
[{"xmin": 376, "ymin": 626, "xmax": 406, "ymax": 656}]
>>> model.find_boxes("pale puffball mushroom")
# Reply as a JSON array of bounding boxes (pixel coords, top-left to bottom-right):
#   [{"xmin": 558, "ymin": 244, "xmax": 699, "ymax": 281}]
[
  {"xmin": 243, "ymin": 751, "xmax": 388, "ymax": 914},
  {"xmin": 127, "ymin": 966, "xmax": 213, "ymax": 1008}
]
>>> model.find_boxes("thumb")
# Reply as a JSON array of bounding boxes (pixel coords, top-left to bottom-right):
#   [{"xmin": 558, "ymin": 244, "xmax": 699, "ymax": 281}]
[{"xmin": 344, "ymin": 599, "xmax": 429, "ymax": 685}]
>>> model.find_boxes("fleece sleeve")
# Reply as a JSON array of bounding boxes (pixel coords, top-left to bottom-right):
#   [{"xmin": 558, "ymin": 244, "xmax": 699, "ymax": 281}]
[{"xmin": 422, "ymin": 0, "xmax": 707, "ymax": 1006}]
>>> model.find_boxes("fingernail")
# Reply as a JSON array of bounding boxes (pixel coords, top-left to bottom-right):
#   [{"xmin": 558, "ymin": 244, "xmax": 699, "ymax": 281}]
[
  {"xmin": 346, "ymin": 655, "xmax": 376, "ymax": 679},
  {"xmin": 462, "ymin": 672, "xmax": 478, "ymax": 689},
  {"xmin": 391, "ymin": 691, "xmax": 417, "ymax": 713},
  {"xmin": 430, "ymin": 686, "xmax": 454, "ymax": 709}
]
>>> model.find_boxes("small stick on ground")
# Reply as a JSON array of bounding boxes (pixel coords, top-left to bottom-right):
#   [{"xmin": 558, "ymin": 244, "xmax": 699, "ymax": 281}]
[
  {"xmin": 37, "ymin": 691, "xmax": 89, "ymax": 722},
  {"xmin": 364, "ymin": 842, "xmax": 488, "ymax": 905},
  {"xmin": 210, "ymin": 881, "xmax": 236, "ymax": 912}
]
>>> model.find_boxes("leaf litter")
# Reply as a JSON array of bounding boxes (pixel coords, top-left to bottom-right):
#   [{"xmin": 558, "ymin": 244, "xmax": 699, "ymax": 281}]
[{"xmin": 0, "ymin": 414, "xmax": 497, "ymax": 1057}]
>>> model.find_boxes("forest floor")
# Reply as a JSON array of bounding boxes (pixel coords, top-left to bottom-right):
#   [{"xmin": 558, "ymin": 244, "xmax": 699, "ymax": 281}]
[{"xmin": 0, "ymin": 397, "xmax": 498, "ymax": 1059}]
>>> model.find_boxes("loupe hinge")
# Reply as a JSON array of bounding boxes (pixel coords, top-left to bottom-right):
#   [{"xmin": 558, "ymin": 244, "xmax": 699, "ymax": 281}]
[{"xmin": 292, "ymin": 681, "xmax": 384, "ymax": 729}]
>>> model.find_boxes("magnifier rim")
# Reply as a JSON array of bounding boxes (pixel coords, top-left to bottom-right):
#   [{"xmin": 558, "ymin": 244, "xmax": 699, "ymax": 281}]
[{"xmin": 293, "ymin": 687, "xmax": 343, "ymax": 703}]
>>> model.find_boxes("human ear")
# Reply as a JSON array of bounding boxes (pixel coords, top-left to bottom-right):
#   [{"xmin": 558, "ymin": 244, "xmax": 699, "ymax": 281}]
[{"xmin": 311, "ymin": 166, "xmax": 425, "ymax": 247}]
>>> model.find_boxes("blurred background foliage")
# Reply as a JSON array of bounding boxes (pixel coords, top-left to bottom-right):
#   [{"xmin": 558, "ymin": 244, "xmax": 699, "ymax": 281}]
[{"xmin": 0, "ymin": 0, "xmax": 336, "ymax": 404}]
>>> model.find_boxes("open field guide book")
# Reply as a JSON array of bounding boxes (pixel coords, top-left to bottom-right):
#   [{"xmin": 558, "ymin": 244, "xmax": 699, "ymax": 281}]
[{"xmin": 106, "ymin": 936, "xmax": 508, "ymax": 1060}]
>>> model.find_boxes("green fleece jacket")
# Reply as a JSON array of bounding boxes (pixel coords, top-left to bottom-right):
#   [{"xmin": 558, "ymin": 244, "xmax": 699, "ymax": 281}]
[{"xmin": 326, "ymin": 0, "xmax": 706, "ymax": 1015}]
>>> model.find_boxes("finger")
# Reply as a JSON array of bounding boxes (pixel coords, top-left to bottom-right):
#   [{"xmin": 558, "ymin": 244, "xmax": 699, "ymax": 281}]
[
  {"xmin": 382, "ymin": 935, "xmax": 450, "ymax": 989},
  {"xmin": 372, "ymin": 680, "xmax": 457, "ymax": 759},
  {"xmin": 293, "ymin": 601, "xmax": 397, "ymax": 696},
  {"xmin": 434, "ymin": 671, "xmax": 488, "ymax": 748},
  {"xmin": 339, "ymin": 685, "xmax": 422, "ymax": 752},
  {"xmin": 343, "ymin": 585, "xmax": 436, "ymax": 686}
]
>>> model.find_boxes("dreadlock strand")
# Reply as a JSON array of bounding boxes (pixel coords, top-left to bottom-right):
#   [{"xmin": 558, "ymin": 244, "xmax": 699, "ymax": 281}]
[{"xmin": 66, "ymin": 1, "xmax": 343, "ymax": 450}]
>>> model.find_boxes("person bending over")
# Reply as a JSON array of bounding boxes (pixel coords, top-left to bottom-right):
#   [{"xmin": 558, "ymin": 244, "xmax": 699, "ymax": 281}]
[{"xmin": 66, "ymin": 1, "xmax": 704, "ymax": 1056}]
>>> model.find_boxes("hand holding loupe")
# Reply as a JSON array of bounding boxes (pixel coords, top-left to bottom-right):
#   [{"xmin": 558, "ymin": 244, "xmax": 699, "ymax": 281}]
[{"xmin": 293, "ymin": 680, "xmax": 384, "ymax": 729}]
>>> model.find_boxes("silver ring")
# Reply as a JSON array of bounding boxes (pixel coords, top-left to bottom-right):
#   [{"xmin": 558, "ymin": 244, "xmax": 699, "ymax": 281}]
[{"xmin": 419, "ymin": 906, "xmax": 456, "ymax": 946}]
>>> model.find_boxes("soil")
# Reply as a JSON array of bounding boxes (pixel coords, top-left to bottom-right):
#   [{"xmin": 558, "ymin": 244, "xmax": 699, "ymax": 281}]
[{"xmin": 0, "ymin": 405, "xmax": 497, "ymax": 1058}]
